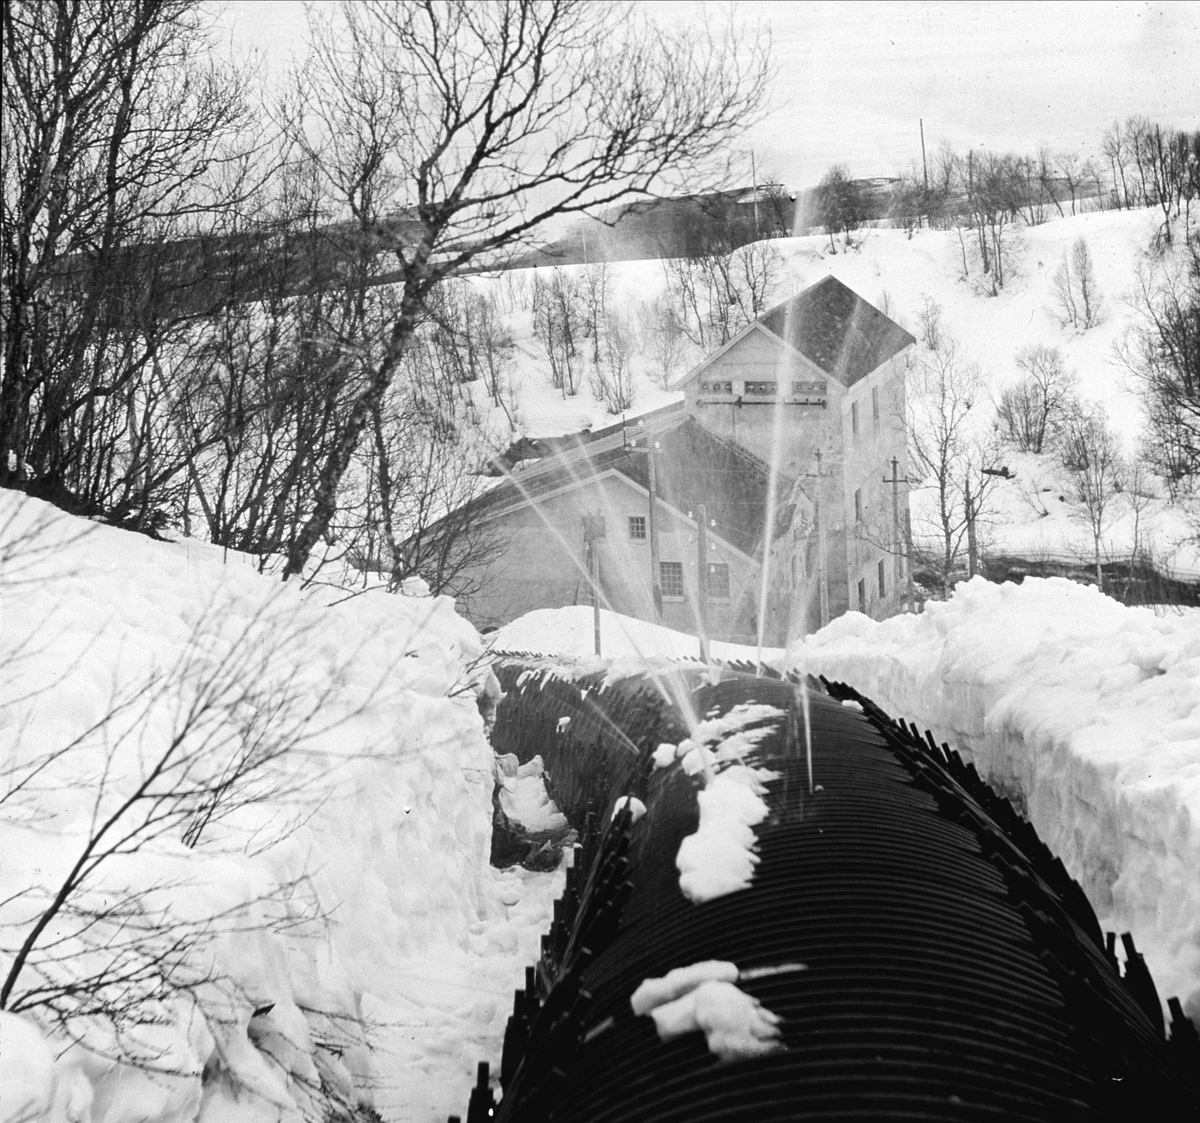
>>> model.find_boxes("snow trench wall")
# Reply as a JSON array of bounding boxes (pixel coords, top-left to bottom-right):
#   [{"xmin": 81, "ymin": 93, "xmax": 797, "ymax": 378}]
[
  {"xmin": 789, "ymin": 577, "xmax": 1200, "ymax": 1026},
  {"xmin": 459, "ymin": 662, "xmax": 1198, "ymax": 1121}
]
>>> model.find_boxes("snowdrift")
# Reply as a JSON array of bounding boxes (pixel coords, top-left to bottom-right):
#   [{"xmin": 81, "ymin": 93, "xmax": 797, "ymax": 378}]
[
  {"xmin": 788, "ymin": 577, "xmax": 1200, "ymax": 1024},
  {"xmin": 0, "ymin": 492, "xmax": 555, "ymax": 1123}
]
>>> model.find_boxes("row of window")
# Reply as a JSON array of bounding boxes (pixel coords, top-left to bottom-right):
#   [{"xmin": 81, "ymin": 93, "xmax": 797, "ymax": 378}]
[
  {"xmin": 628, "ymin": 518, "xmax": 730, "ymax": 598},
  {"xmin": 658, "ymin": 560, "xmax": 730, "ymax": 600},
  {"xmin": 698, "ymin": 380, "xmax": 827, "ymax": 397}
]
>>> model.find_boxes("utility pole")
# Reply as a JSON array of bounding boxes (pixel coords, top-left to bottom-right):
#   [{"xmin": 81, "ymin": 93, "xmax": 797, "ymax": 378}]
[
  {"xmin": 920, "ymin": 118, "xmax": 928, "ymax": 193},
  {"xmin": 881, "ymin": 457, "xmax": 911, "ymax": 607},
  {"xmin": 581, "ymin": 513, "xmax": 605, "ymax": 655},
  {"xmin": 964, "ymin": 480, "xmax": 978, "ymax": 579},
  {"xmin": 751, "ymin": 151, "xmax": 760, "ymax": 239},
  {"xmin": 647, "ymin": 444, "xmax": 663, "ymax": 623},
  {"xmin": 625, "ymin": 419, "xmax": 662, "ymax": 623},
  {"xmin": 904, "ymin": 508, "xmax": 915, "ymax": 611},
  {"xmin": 696, "ymin": 503, "xmax": 710, "ymax": 662},
  {"xmin": 815, "ymin": 452, "xmax": 829, "ymax": 628}
]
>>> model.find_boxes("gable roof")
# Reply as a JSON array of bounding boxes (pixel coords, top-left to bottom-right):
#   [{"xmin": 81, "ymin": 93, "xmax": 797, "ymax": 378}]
[
  {"xmin": 462, "ymin": 413, "xmax": 785, "ymax": 558},
  {"xmin": 757, "ymin": 276, "xmax": 915, "ymax": 387}
]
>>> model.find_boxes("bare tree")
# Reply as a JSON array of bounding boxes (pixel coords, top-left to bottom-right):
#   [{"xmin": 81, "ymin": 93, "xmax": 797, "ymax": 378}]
[
  {"xmin": 758, "ymin": 180, "xmax": 795, "ymax": 238},
  {"xmin": 996, "ymin": 344, "xmax": 1078, "ymax": 453},
  {"xmin": 888, "ymin": 170, "xmax": 926, "ymax": 239},
  {"xmin": 1102, "ymin": 120, "xmax": 1135, "ymax": 209},
  {"xmin": 907, "ymin": 325, "xmax": 1002, "ymax": 597},
  {"xmin": 1052, "ymin": 237, "xmax": 1104, "ymax": 330},
  {"xmin": 965, "ymin": 150, "xmax": 1022, "ymax": 296},
  {"xmin": 638, "ymin": 293, "xmax": 691, "ymax": 389},
  {"xmin": 1119, "ymin": 241, "xmax": 1200, "ymax": 493},
  {"xmin": 660, "ymin": 239, "xmax": 782, "ymax": 351},
  {"xmin": 591, "ymin": 307, "xmax": 638, "ymax": 413},
  {"xmin": 0, "ymin": 0, "xmax": 259, "ymax": 523},
  {"xmin": 533, "ymin": 269, "xmax": 585, "ymax": 397},
  {"xmin": 580, "ymin": 263, "xmax": 612, "ymax": 366},
  {"xmin": 1057, "ymin": 403, "xmax": 1124, "ymax": 590},
  {"xmin": 281, "ymin": 0, "xmax": 771, "ymax": 578},
  {"xmin": 814, "ymin": 163, "xmax": 866, "ymax": 251}
]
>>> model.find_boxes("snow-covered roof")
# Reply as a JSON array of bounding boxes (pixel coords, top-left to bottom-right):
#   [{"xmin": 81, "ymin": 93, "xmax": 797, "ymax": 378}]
[{"xmin": 679, "ymin": 276, "xmax": 915, "ymax": 390}]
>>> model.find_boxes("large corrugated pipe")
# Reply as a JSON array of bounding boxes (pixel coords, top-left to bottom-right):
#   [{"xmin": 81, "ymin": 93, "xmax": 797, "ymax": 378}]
[{"xmin": 455, "ymin": 662, "xmax": 1198, "ymax": 1122}]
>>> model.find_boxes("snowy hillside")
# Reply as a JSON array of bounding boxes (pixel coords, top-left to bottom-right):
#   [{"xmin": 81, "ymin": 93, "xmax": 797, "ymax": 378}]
[
  {"xmin": 471, "ymin": 207, "xmax": 1158, "ymax": 443},
  {"xmin": 463, "ymin": 206, "xmax": 1199, "ymax": 581}
]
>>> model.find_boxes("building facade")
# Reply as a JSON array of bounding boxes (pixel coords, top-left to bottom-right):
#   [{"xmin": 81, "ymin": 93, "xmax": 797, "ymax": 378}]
[{"xmin": 448, "ymin": 277, "xmax": 914, "ymax": 645}]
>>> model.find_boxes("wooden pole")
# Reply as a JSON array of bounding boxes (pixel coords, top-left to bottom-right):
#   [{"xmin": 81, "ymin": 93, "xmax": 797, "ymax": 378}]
[
  {"xmin": 920, "ymin": 119, "xmax": 928, "ymax": 193},
  {"xmin": 592, "ymin": 537, "xmax": 602, "ymax": 656},
  {"xmin": 905, "ymin": 508, "xmax": 915, "ymax": 611},
  {"xmin": 965, "ymin": 481, "xmax": 978, "ymax": 579},
  {"xmin": 647, "ymin": 444, "xmax": 662, "ymax": 623},
  {"xmin": 696, "ymin": 503, "xmax": 709, "ymax": 662},
  {"xmin": 815, "ymin": 452, "xmax": 829, "ymax": 628}
]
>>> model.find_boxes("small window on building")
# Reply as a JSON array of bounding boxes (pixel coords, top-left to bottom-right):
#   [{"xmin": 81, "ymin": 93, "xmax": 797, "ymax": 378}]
[
  {"xmin": 745, "ymin": 380, "xmax": 775, "ymax": 396},
  {"xmin": 851, "ymin": 401, "xmax": 859, "ymax": 437},
  {"xmin": 858, "ymin": 578, "xmax": 867, "ymax": 614},
  {"xmin": 878, "ymin": 558, "xmax": 886, "ymax": 598},
  {"xmin": 872, "ymin": 386, "xmax": 880, "ymax": 429},
  {"xmin": 701, "ymin": 380, "xmax": 733, "ymax": 394},
  {"xmin": 792, "ymin": 380, "xmax": 825, "ymax": 396},
  {"xmin": 628, "ymin": 515, "xmax": 646, "ymax": 540},
  {"xmin": 854, "ymin": 488, "xmax": 863, "ymax": 523},
  {"xmin": 661, "ymin": 561, "xmax": 684, "ymax": 598},
  {"xmin": 706, "ymin": 562, "xmax": 730, "ymax": 600}
]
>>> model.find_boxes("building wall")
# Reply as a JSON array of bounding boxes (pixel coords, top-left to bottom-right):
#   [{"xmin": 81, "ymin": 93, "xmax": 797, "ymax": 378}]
[
  {"xmin": 687, "ymin": 332, "xmax": 912, "ymax": 643},
  {"xmin": 459, "ymin": 474, "xmax": 759, "ymax": 643},
  {"xmin": 838, "ymin": 351, "xmax": 910, "ymax": 622},
  {"xmin": 682, "ymin": 327, "xmax": 840, "ymax": 478},
  {"xmin": 458, "ymin": 321, "xmax": 911, "ymax": 644}
]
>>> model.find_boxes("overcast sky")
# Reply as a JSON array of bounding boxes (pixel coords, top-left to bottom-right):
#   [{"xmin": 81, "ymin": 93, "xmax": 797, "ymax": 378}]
[{"xmin": 217, "ymin": 0, "xmax": 1200, "ymax": 190}]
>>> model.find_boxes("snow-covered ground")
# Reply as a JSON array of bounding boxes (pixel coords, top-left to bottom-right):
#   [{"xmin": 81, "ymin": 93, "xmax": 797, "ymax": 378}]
[
  {"xmin": 3, "ymin": 487, "xmax": 1199, "ymax": 1123},
  {"xmin": 0, "ymin": 492, "xmax": 558, "ymax": 1123}
]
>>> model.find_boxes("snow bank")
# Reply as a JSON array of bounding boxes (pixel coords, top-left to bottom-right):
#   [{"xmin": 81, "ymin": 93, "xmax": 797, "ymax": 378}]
[
  {"xmin": 0, "ymin": 493, "xmax": 556, "ymax": 1122},
  {"xmin": 786, "ymin": 576, "xmax": 1200, "ymax": 1023}
]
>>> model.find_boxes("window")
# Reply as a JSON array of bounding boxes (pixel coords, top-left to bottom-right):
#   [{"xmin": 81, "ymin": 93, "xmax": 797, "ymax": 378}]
[
  {"xmin": 660, "ymin": 561, "xmax": 684, "ymax": 598},
  {"xmin": 701, "ymin": 380, "xmax": 733, "ymax": 394},
  {"xmin": 872, "ymin": 386, "xmax": 880, "ymax": 429},
  {"xmin": 857, "ymin": 578, "xmax": 866, "ymax": 614},
  {"xmin": 792, "ymin": 380, "xmax": 825, "ymax": 395},
  {"xmin": 854, "ymin": 488, "xmax": 863, "ymax": 523},
  {"xmin": 628, "ymin": 515, "xmax": 646, "ymax": 540},
  {"xmin": 878, "ymin": 558, "xmax": 886, "ymax": 598},
  {"xmin": 706, "ymin": 562, "xmax": 730, "ymax": 600},
  {"xmin": 851, "ymin": 401, "xmax": 859, "ymax": 437},
  {"xmin": 744, "ymin": 380, "xmax": 775, "ymax": 396}
]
